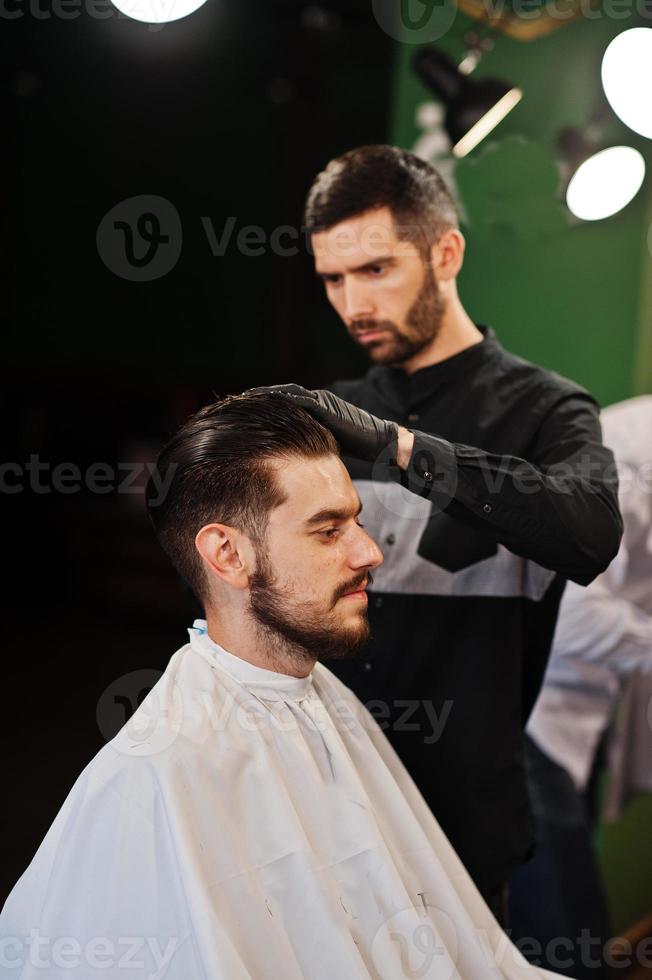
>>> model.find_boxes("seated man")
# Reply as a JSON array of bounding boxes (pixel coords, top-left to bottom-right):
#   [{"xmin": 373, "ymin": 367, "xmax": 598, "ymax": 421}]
[{"xmin": 1, "ymin": 392, "xmax": 561, "ymax": 979}]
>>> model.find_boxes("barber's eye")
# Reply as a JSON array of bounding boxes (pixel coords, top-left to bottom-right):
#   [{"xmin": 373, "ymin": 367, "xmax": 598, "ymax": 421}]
[{"xmin": 367, "ymin": 265, "xmax": 385, "ymax": 276}]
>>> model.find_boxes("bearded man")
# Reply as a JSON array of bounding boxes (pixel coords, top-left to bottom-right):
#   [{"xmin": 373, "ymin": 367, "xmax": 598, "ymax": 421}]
[{"xmin": 0, "ymin": 393, "xmax": 564, "ymax": 980}]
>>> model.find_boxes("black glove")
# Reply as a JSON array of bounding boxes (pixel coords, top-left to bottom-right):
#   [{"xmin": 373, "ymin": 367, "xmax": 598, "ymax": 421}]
[{"xmin": 246, "ymin": 383, "xmax": 399, "ymax": 465}]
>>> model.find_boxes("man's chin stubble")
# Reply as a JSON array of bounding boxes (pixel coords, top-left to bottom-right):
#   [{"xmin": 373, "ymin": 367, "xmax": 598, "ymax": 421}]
[
  {"xmin": 249, "ymin": 589, "xmax": 371, "ymax": 667},
  {"xmin": 275, "ymin": 617, "xmax": 368, "ymax": 664},
  {"xmin": 367, "ymin": 335, "xmax": 429, "ymax": 367}
]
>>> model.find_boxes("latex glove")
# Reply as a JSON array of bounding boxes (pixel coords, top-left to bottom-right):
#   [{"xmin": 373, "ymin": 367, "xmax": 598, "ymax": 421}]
[{"xmin": 246, "ymin": 383, "xmax": 400, "ymax": 465}]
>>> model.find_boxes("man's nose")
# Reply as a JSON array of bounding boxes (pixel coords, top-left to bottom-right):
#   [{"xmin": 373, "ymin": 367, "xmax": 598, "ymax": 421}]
[
  {"xmin": 350, "ymin": 525, "xmax": 384, "ymax": 571},
  {"xmin": 343, "ymin": 278, "xmax": 374, "ymax": 322}
]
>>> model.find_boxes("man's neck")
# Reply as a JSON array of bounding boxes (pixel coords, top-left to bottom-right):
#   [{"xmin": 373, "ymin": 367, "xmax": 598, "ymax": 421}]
[
  {"xmin": 204, "ymin": 611, "xmax": 315, "ymax": 678},
  {"xmin": 400, "ymin": 298, "xmax": 484, "ymax": 376}
]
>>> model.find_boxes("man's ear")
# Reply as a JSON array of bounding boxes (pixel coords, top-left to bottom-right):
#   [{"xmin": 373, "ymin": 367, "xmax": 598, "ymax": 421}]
[
  {"xmin": 430, "ymin": 228, "xmax": 465, "ymax": 282},
  {"xmin": 195, "ymin": 523, "xmax": 253, "ymax": 590}
]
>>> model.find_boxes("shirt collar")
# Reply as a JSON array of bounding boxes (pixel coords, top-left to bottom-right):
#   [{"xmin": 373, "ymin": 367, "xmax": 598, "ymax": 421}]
[
  {"xmin": 368, "ymin": 324, "xmax": 499, "ymax": 414},
  {"xmin": 188, "ymin": 619, "xmax": 314, "ymax": 702}
]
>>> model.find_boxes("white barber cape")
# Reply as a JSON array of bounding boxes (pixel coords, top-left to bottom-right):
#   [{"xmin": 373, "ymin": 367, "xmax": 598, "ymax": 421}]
[{"xmin": 1, "ymin": 621, "xmax": 561, "ymax": 980}]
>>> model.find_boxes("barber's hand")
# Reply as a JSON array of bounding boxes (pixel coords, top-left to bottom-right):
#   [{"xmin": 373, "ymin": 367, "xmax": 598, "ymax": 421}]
[{"xmin": 246, "ymin": 383, "xmax": 403, "ymax": 466}]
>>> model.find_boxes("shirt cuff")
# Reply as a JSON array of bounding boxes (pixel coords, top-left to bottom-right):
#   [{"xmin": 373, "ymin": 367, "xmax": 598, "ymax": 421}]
[{"xmin": 400, "ymin": 430, "xmax": 458, "ymax": 510}]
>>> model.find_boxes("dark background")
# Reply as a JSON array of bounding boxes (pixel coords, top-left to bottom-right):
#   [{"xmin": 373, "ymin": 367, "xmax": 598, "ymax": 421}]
[
  {"xmin": 2, "ymin": 0, "xmax": 392, "ymax": 903},
  {"xmin": 5, "ymin": 0, "xmax": 652, "ymax": 930}
]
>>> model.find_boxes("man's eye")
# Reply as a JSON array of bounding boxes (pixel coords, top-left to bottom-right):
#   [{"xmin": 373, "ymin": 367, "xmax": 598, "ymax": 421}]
[
  {"xmin": 323, "ymin": 275, "xmax": 342, "ymax": 286},
  {"xmin": 319, "ymin": 521, "xmax": 363, "ymax": 539},
  {"xmin": 367, "ymin": 265, "xmax": 385, "ymax": 276}
]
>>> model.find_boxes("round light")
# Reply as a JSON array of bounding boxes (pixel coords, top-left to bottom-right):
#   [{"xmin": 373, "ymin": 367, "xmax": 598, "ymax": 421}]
[
  {"xmin": 566, "ymin": 145, "xmax": 645, "ymax": 221},
  {"xmin": 602, "ymin": 28, "xmax": 652, "ymax": 138},
  {"xmin": 110, "ymin": 0, "xmax": 208, "ymax": 24}
]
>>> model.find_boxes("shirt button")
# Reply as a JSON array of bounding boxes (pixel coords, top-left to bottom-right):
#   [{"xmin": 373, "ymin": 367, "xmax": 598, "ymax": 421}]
[
  {"xmin": 385, "ymin": 533, "xmax": 396, "ymax": 545},
  {"xmin": 407, "ymin": 412, "xmax": 420, "ymax": 423},
  {"xmin": 375, "ymin": 596, "xmax": 383, "ymax": 609},
  {"xmin": 483, "ymin": 503, "xmax": 492, "ymax": 514},
  {"xmin": 363, "ymin": 662, "xmax": 373, "ymax": 672},
  {"xmin": 423, "ymin": 471, "xmax": 433, "ymax": 482}
]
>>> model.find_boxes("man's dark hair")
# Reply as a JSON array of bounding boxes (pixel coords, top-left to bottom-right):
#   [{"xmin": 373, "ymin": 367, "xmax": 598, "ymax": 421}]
[
  {"xmin": 146, "ymin": 392, "xmax": 339, "ymax": 605},
  {"xmin": 303, "ymin": 144, "xmax": 458, "ymax": 254}
]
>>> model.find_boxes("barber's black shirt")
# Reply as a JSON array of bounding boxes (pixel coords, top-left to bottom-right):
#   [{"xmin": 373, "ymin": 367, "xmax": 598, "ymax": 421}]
[{"xmin": 327, "ymin": 325, "xmax": 622, "ymax": 898}]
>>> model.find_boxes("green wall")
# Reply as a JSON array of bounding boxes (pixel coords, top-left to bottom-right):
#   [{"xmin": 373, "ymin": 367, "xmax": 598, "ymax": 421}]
[
  {"xmin": 391, "ymin": 4, "xmax": 652, "ymax": 932},
  {"xmin": 391, "ymin": 7, "xmax": 652, "ymax": 406},
  {"xmin": 600, "ymin": 795, "xmax": 652, "ymax": 933}
]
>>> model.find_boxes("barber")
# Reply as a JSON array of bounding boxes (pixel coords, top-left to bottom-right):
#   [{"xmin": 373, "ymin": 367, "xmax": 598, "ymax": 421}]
[{"xmin": 253, "ymin": 145, "xmax": 622, "ymax": 923}]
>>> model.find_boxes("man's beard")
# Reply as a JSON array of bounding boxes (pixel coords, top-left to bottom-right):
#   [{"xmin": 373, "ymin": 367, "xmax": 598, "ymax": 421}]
[
  {"xmin": 248, "ymin": 546, "xmax": 372, "ymax": 668},
  {"xmin": 352, "ymin": 261, "xmax": 445, "ymax": 367}
]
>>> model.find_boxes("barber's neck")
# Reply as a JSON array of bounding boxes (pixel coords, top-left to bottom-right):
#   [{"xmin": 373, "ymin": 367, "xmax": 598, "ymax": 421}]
[
  {"xmin": 400, "ymin": 292, "xmax": 483, "ymax": 376},
  {"xmin": 204, "ymin": 609, "xmax": 315, "ymax": 678}
]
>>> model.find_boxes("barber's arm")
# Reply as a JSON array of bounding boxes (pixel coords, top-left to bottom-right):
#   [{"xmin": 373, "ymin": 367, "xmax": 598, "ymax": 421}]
[
  {"xmin": 246, "ymin": 384, "xmax": 623, "ymax": 586},
  {"xmin": 408, "ymin": 392, "xmax": 623, "ymax": 585}
]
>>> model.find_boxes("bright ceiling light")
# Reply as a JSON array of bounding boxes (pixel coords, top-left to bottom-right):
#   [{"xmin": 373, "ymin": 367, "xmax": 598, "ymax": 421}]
[
  {"xmin": 566, "ymin": 145, "xmax": 645, "ymax": 221},
  {"xmin": 413, "ymin": 48, "xmax": 521, "ymax": 158},
  {"xmin": 601, "ymin": 28, "xmax": 652, "ymax": 138},
  {"xmin": 452, "ymin": 87, "xmax": 522, "ymax": 158},
  {"xmin": 110, "ymin": 0, "xmax": 208, "ymax": 24}
]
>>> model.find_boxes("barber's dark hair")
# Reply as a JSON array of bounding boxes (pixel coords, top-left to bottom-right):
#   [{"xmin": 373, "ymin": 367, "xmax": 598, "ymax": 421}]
[
  {"xmin": 146, "ymin": 392, "xmax": 339, "ymax": 605},
  {"xmin": 304, "ymin": 144, "xmax": 458, "ymax": 254}
]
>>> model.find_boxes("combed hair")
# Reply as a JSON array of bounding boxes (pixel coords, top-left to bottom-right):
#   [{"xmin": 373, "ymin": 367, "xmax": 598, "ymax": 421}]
[
  {"xmin": 146, "ymin": 392, "xmax": 339, "ymax": 604},
  {"xmin": 304, "ymin": 144, "xmax": 458, "ymax": 253}
]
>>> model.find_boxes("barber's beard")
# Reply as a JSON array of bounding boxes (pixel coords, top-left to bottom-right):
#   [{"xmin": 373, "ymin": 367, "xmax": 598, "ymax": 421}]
[
  {"xmin": 354, "ymin": 261, "xmax": 445, "ymax": 367},
  {"xmin": 248, "ymin": 547, "xmax": 371, "ymax": 668}
]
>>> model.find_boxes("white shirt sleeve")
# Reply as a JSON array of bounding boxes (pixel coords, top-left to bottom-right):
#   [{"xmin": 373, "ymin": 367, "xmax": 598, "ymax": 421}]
[
  {"xmin": 526, "ymin": 397, "xmax": 652, "ymax": 789},
  {"xmin": 545, "ymin": 397, "xmax": 652, "ymax": 683},
  {"xmin": 547, "ymin": 575, "xmax": 652, "ymax": 683}
]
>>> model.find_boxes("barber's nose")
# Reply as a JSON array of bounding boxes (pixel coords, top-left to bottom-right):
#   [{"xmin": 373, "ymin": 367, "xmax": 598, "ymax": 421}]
[{"xmin": 343, "ymin": 279, "xmax": 374, "ymax": 322}]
